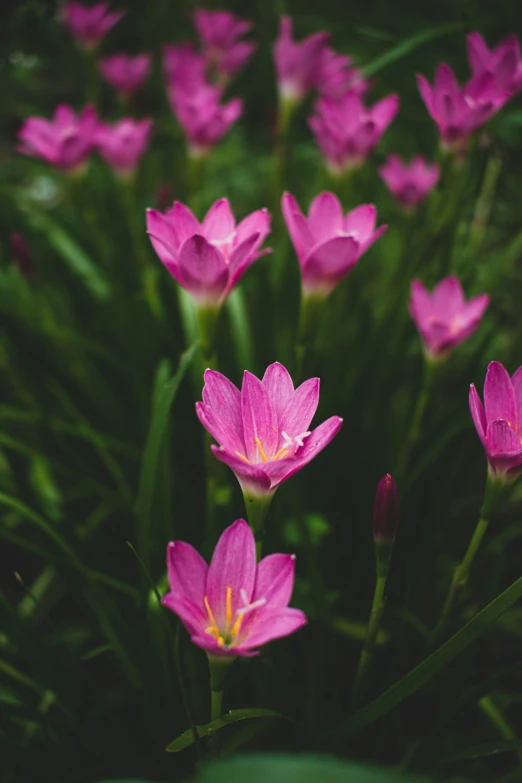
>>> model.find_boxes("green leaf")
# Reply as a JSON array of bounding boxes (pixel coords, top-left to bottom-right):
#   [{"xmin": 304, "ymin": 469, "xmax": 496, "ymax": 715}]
[
  {"xmin": 226, "ymin": 287, "xmax": 255, "ymax": 372},
  {"xmin": 135, "ymin": 343, "xmax": 199, "ymax": 563},
  {"xmin": 190, "ymin": 754, "xmax": 433, "ymax": 782},
  {"xmin": 440, "ymin": 739, "xmax": 522, "ymax": 763},
  {"xmin": 166, "ymin": 708, "xmax": 286, "ymax": 752},
  {"xmin": 362, "ymin": 23, "xmax": 465, "ymax": 77},
  {"xmin": 26, "ymin": 212, "xmax": 111, "ymax": 300},
  {"xmin": 331, "ymin": 573, "xmax": 522, "ymax": 742}
]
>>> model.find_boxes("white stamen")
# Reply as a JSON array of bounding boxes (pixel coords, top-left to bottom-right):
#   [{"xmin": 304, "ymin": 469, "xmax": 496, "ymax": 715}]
[
  {"xmin": 294, "ymin": 431, "xmax": 311, "ymax": 448},
  {"xmin": 236, "ymin": 597, "xmax": 267, "ymax": 617},
  {"xmin": 240, "ymin": 588, "xmax": 249, "ymax": 605},
  {"xmin": 281, "ymin": 430, "xmax": 311, "ymax": 451}
]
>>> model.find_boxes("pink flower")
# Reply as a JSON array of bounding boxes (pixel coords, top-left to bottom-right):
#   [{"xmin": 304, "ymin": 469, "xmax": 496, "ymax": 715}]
[
  {"xmin": 378, "ymin": 155, "xmax": 439, "ymax": 209},
  {"xmin": 163, "ymin": 43, "xmax": 207, "ymax": 90},
  {"xmin": 470, "ymin": 361, "xmax": 522, "ymax": 480},
  {"xmin": 61, "ymin": 2, "xmax": 124, "ymax": 49},
  {"xmin": 273, "ymin": 16, "xmax": 330, "ymax": 102},
  {"xmin": 308, "ymin": 91, "xmax": 399, "ymax": 175},
  {"xmin": 17, "ymin": 105, "xmax": 98, "ymax": 174},
  {"xmin": 316, "ymin": 46, "xmax": 370, "ymax": 99},
  {"xmin": 467, "ymin": 32, "xmax": 522, "ymax": 95},
  {"xmin": 195, "ymin": 362, "xmax": 343, "ymax": 498},
  {"xmin": 98, "ymin": 53, "xmax": 151, "ymax": 97},
  {"xmin": 409, "ymin": 277, "xmax": 489, "ymax": 359},
  {"xmin": 194, "ymin": 9, "xmax": 256, "ymax": 79},
  {"xmin": 416, "ymin": 63, "xmax": 509, "ymax": 150},
  {"xmin": 95, "ymin": 118, "xmax": 153, "ymax": 178},
  {"xmin": 146, "ymin": 198, "xmax": 270, "ymax": 307},
  {"xmin": 281, "ymin": 192, "xmax": 386, "ymax": 298},
  {"xmin": 162, "ymin": 519, "xmax": 307, "ymax": 658}
]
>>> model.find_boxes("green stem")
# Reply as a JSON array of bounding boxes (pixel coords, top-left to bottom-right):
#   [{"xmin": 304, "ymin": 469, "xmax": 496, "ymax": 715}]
[
  {"xmin": 271, "ymin": 96, "xmax": 297, "ymax": 288},
  {"xmin": 211, "ymin": 688, "xmax": 222, "ymax": 723},
  {"xmin": 294, "ymin": 294, "xmax": 324, "ymax": 382},
  {"xmin": 479, "ymin": 694, "xmax": 517, "ymax": 741},
  {"xmin": 207, "ymin": 655, "xmax": 232, "ymax": 758},
  {"xmin": 397, "ymin": 358, "xmax": 437, "ymax": 477},
  {"xmin": 243, "ymin": 491, "xmax": 273, "ymax": 560},
  {"xmin": 353, "ymin": 574, "xmax": 387, "ymax": 694}
]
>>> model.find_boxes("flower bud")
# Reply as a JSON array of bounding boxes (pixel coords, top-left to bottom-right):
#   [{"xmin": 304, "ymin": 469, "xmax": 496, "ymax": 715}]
[
  {"xmin": 372, "ymin": 474, "xmax": 398, "ymax": 577},
  {"xmin": 10, "ymin": 233, "xmax": 35, "ymax": 279}
]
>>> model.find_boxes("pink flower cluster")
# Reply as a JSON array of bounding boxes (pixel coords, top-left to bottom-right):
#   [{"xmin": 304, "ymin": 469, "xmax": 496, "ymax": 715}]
[{"xmin": 164, "ymin": 9, "xmax": 255, "ymax": 155}]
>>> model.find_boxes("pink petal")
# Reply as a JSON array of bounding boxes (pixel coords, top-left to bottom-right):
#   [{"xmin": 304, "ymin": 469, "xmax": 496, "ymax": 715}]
[
  {"xmin": 239, "ymin": 607, "xmax": 307, "ymax": 649},
  {"xmin": 279, "ymin": 378, "xmax": 320, "ymax": 438},
  {"xmin": 202, "ymin": 369, "xmax": 242, "ymax": 435},
  {"xmin": 195, "ymin": 402, "xmax": 245, "ymax": 455},
  {"xmin": 227, "ymin": 232, "xmax": 261, "ymax": 278},
  {"xmin": 342, "ymin": 204, "xmax": 377, "ymax": 241},
  {"xmin": 484, "ymin": 361, "xmax": 517, "ymax": 431},
  {"xmin": 190, "ymin": 633, "xmax": 252, "ymax": 658},
  {"xmin": 235, "ymin": 208, "xmax": 271, "ymax": 246},
  {"xmin": 205, "ymin": 519, "xmax": 257, "ymax": 627},
  {"xmin": 177, "ymin": 235, "xmax": 229, "ymax": 302},
  {"xmin": 416, "ymin": 74, "xmax": 434, "ymax": 115},
  {"xmin": 253, "ymin": 553, "xmax": 296, "ymax": 607},
  {"xmin": 166, "ymin": 541, "xmax": 208, "ymax": 604},
  {"xmin": 281, "ymin": 192, "xmax": 314, "ymax": 262},
  {"xmin": 169, "ymin": 202, "xmax": 201, "ymax": 244},
  {"xmin": 210, "ymin": 445, "xmax": 272, "ymax": 496},
  {"xmin": 202, "ymin": 198, "xmax": 236, "ymax": 241},
  {"xmin": 511, "ymin": 365, "xmax": 522, "ymax": 428},
  {"xmin": 469, "ymin": 384, "xmax": 487, "ymax": 447},
  {"xmin": 307, "ymin": 192, "xmax": 344, "ymax": 242},
  {"xmin": 146, "ymin": 209, "xmax": 180, "ymax": 253},
  {"xmin": 241, "ymin": 370, "xmax": 278, "ymax": 462},
  {"xmin": 432, "ymin": 276, "xmax": 465, "ymax": 317},
  {"xmin": 466, "ymin": 32, "xmax": 491, "ymax": 74},
  {"xmin": 370, "ymin": 94, "xmax": 399, "ymax": 131},
  {"xmin": 487, "ymin": 419, "xmax": 522, "ymax": 455},
  {"xmin": 262, "ymin": 362, "xmax": 295, "ymax": 422},
  {"xmin": 162, "ymin": 592, "xmax": 207, "ymax": 636},
  {"xmin": 302, "ymin": 236, "xmax": 359, "ymax": 293}
]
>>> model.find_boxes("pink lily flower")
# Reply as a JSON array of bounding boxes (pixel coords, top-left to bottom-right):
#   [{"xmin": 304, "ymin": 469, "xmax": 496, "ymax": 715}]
[
  {"xmin": 470, "ymin": 361, "xmax": 522, "ymax": 480},
  {"xmin": 282, "ymin": 191, "xmax": 386, "ymax": 298},
  {"xmin": 416, "ymin": 63, "xmax": 509, "ymax": 150},
  {"xmin": 194, "ymin": 9, "xmax": 256, "ymax": 80},
  {"xmin": 146, "ymin": 198, "xmax": 270, "ymax": 307},
  {"xmin": 17, "ymin": 105, "xmax": 98, "ymax": 174},
  {"xmin": 273, "ymin": 16, "xmax": 330, "ymax": 103},
  {"xmin": 308, "ymin": 91, "xmax": 399, "ymax": 175},
  {"xmin": 95, "ymin": 118, "xmax": 153, "ymax": 178},
  {"xmin": 317, "ymin": 46, "xmax": 370, "ymax": 99},
  {"xmin": 378, "ymin": 155, "xmax": 440, "ymax": 210},
  {"xmin": 195, "ymin": 362, "xmax": 343, "ymax": 499},
  {"xmin": 409, "ymin": 277, "xmax": 489, "ymax": 360},
  {"xmin": 163, "ymin": 519, "xmax": 307, "ymax": 658},
  {"xmin": 467, "ymin": 32, "xmax": 522, "ymax": 95},
  {"xmin": 163, "ymin": 43, "xmax": 207, "ymax": 90},
  {"xmin": 98, "ymin": 53, "xmax": 152, "ymax": 97},
  {"xmin": 61, "ymin": 1, "xmax": 124, "ymax": 49}
]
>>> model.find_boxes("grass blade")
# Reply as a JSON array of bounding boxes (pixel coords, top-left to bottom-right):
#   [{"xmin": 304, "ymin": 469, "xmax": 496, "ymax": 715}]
[{"xmin": 362, "ymin": 23, "xmax": 465, "ymax": 77}]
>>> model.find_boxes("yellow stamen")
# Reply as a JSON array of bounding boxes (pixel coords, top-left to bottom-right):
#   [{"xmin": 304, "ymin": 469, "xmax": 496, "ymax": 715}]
[
  {"xmin": 235, "ymin": 450, "xmax": 250, "ymax": 463},
  {"xmin": 226, "ymin": 586, "xmax": 232, "ymax": 628},
  {"xmin": 217, "ymin": 636, "xmax": 225, "ymax": 647},
  {"xmin": 230, "ymin": 614, "xmax": 243, "ymax": 638},
  {"xmin": 273, "ymin": 446, "xmax": 289, "ymax": 460},
  {"xmin": 255, "ymin": 437, "xmax": 268, "ymax": 462},
  {"xmin": 204, "ymin": 595, "xmax": 219, "ymax": 635}
]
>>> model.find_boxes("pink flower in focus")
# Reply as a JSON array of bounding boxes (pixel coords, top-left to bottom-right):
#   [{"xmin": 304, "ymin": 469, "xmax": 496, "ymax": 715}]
[
  {"xmin": 167, "ymin": 81, "xmax": 242, "ymax": 157},
  {"xmin": 308, "ymin": 91, "xmax": 399, "ymax": 175},
  {"xmin": 163, "ymin": 43, "xmax": 207, "ymax": 90},
  {"xmin": 416, "ymin": 63, "xmax": 509, "ymax": 150},
  {"xmin": 409, "ymin": 277, "xmax": 489, "ymax": 360},
  {"xmin": 273, "ymin": 16, "xmax": 330, "ymax": 102},
  {"xmin": 17, "ymin": 105, "xmax": 98, "ymax": 174},
  {"xmin": 98, "ymin": 53, "xmax": 151, "ymax": 97},
  {"xmin": 194, "ymin": 9, "xmax": 256, "ymax": 79},
  {"xmin": 282, "ymin": 191, "xmax": 386, "ymax": 298},
  {"xmin": 470, "ymin": 361, "xmax": 522, "ymax": 480},
  {"xmin": 378, "ymin": 155, "xmax": 439, "ymax": 209},
  {"xmin": 146, "ymin": 198, "xmax": 270, "ymax": 307},
  {"xmin": 61, "ymin": 2, "xmax": 124, "ymax": 49},
  {"xmin": 96, "ymin": 118, "xmax": 152, "ymax": 177},
  {"xmin": 467, "ymin": 32, "xmax": 522, "ymax": 95},
  {"xmin": 196, "ymin": 362, "xmax": 343, "ymax": 499},
  {"xmin": 163, "ymin": 519, "xmax": 307, "ymax": 658},
  {"xmin": 317, "ymin": 46, "xmax": 370, "ymax": 99}
]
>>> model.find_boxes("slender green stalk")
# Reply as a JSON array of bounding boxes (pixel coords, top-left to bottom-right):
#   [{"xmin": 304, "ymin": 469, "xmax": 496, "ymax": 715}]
[
  {"xmin": 211, "ymin": 688, "xmax": 222, "ymax": 722},
  {"xmin": 207, "ymin": 655, "xmax": 232, "ymax": 758},
  {"xmin": 243, "ymin": 491, "xmax": 273, "ymax": 560},
  {"xmin": 294, "ymin": 294, "xmax": 323, "ymax": 382},
  {"xmin": 271, "ymin": 96, "xmax": 297, "ymax": 287},
  {"xmin": 397, "ymin": 358, "xmax": 437, "ymax": 477},
  {"xmin": 353, "ymin": 574, "xmax": 387, "ymax": 694}
]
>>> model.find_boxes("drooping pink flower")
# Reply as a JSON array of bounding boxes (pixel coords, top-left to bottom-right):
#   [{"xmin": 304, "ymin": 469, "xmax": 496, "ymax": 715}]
[
  {"xmin": 196, "ymin": 362, "xmax": 343, "ymax": 498},
  {"xmin": 308, "ymin": 91, "xmax": 399, "ymax": 175},
  {"xmin": 194, "ymin": 9, "xmax": 256, "ymax": 80},
  {"xmin": 146, "ymin": 198, "xmax": 270, "ymax": 307},
  {"xmin": 467, "ymin": 32, "xmax": 522, "ymax": 95},
  {"xmin": 163, "ymin": 519, "xmax": 307, "ymax": 658},
  {"xmin": 17, "ymin": 105, "xmax": 98, "ymax": 174},
  {"xmin": 416, "ymin": 63, "xmax": 509, "ymax": 150},
  {"xmin": 409, "ymin": 277, "xmax": 489, "ymax": 359},
  {"xmin": 96, "ymin": 118, "xmax": 153, "ymax": 177},
  {"xmin": 98, "ymin": 53, "xmax": 152, "ymax": 97},
  {"xmin": 470, "ymin": 361, "xmax": 522, "ymax": 480},
  {"xmin": 273, "ymin": 16, "xmax": 330, "ymax": 102},
  {"xmin": 316, "ymin": 46, "xmax": 370, "ymax": 99},
  {"xmin": 61, "ymin": 2, "xmax": 124, "ymax": 49},
  {"xmin": 281, "ymin": 192, "xmax": 386, "ymax": 298},
  {"xmin": 163, "ymin": 43, "xmax": 207, "ymax": 90},
  {"xmin": 378, "ymin": 155, "xmax": 439, "ymax": 209}
]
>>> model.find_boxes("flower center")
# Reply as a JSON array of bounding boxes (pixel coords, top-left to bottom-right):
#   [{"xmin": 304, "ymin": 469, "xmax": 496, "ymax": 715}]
[
  {"xmin": 234, "ymin": 430, "xmax": 311, "ymax": 465},
  {"xmin": 204, "ymin": 587, "xmax": 266, "ymax": 648}
]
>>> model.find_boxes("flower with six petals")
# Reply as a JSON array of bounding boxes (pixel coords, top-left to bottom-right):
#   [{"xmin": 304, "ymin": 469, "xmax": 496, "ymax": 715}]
[
  {"xmin": 96, "ymin": 118, "xmax": 153, "ymax": 178},
  {"xmin": 61, "ymin": 1, "xmax": 124, "ymax": 49},
  {"xmin": 18, "ymin": 105, "xmax": 98, "ymax": 174},
  {"xmin": 378, "ymin": 154, "xmax": 439, "ymax": 210},
  {"xmin": 467, "ymin": 32, "xmax": 522, "ymax": 95},
  {"xmin": 273, "ymin": 16, "xmax": 330, "ymax": 103},
  {"xmin": 194, "ymin": 9, "xmax": 256, "ymax": 80},
  {"xmin": 98, "ymin": 53, "xmax": 152, "ymax": 97}
]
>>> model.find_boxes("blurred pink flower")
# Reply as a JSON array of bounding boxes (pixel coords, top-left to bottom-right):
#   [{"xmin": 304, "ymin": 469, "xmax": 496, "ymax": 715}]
[
  {"xmin": 467, "ymin": 32, "xmax": 522, "ymax": 95},
  {"xmin": 18, "ymin": 104, "xmax": 98, "ymax": 174},
  {"xmin": 470, "ymin": 361, "xmax": 522, "ymax": 480},
  {"xmin": 194, "ymin": 9, "xmax": 256, "ymax": 79},
  {"xmin": 146, "ymin": 198, "xmax": 270, "ymax": 306},
  {"xmin": 373, "ymin": 474, "xmax": 398, "ymax": 544},
  {"xmin": 163, "ymin": 43, "xmax": 207, "ymax": 90},
  {"xmin": 61, "ymin": 2, "xmax": 124, "ymax": 49},
  {"xmin": 282, "ymin": 191, "xmax": 386, "ymax": 297},
  {"xmin": 378, "ymin": 154, "xmax": 439, "ymax": 209},
  {"xmin": 163, "ymin": 519, "xmax": 307, "ymax": 657},
  {"xmin": 416, "ymin": 63, "xmax": 509, "ymax": 150},
  {"xmin": 317, "ymin": 46, "xmax": 370, "ymax": 99},
  {"xmin": 167, "ymin": 81, "xmax": 242, "ymax": 156},
  {"xmin": 273, "ymin": 16, "xmax": 329, "ymax": 102},
  {"xmin": 96, "ymin": 118, "xmax": 152, "ymax": 177},
  {"xmin": 196, "ymin": 362, "xmax": 343, "ymax": 498},
  {"xmin": 98, "ymin": 53, "xmax": 151, "ymax": 97},
  {"xmin": 309, "ymin": 91, "xmax": 399, "ymax": 174},
  {"xmin": 409, "ymin": 277, "xmax": 489, "ymax": 359}
]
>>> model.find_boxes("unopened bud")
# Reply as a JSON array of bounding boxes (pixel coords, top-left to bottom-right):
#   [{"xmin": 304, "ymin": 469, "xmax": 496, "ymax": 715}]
[
  {"xmin": 155, "ymin": 183, "xmax": 173, "ymax": 212},
  {"xmin": 372, "ymin": 474, "xmax": 398, "ymax": 577},
  {"xmin": 10, "ymin": 233, "xmax": 35, "ymax": 279}
]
